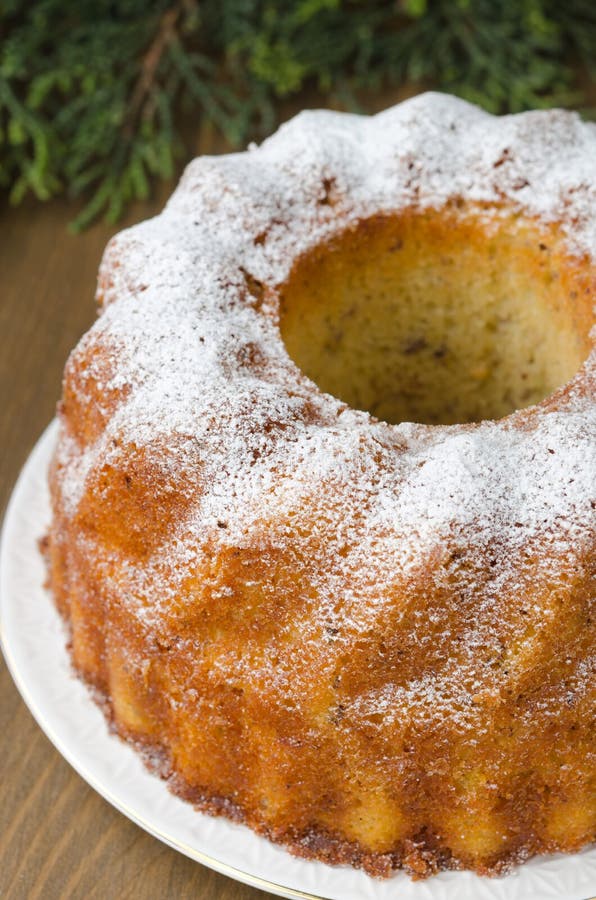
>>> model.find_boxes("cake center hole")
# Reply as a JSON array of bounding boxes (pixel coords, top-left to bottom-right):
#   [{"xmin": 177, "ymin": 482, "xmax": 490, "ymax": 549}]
[{"xmin": 279, "ymin": 208, "xmax": 592, "ymax": 425}]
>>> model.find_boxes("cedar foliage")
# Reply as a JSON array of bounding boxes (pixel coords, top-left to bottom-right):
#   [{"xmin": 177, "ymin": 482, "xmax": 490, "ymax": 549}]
[{"xmin": 1, "ymin": 0, "xmax": 595, "ymax": 229}]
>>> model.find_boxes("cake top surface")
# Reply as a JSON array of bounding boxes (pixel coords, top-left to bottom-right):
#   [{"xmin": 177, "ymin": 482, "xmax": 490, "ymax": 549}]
[{"xmin": 57, "ymin": 93, "xmax": 595, "ymax": 679}]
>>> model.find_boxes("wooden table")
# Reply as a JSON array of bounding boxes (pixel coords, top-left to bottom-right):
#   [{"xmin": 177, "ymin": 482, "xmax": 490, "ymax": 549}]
[{"xmin": 0, "ymin": 192, "xmax": 274, "ymax": 900}]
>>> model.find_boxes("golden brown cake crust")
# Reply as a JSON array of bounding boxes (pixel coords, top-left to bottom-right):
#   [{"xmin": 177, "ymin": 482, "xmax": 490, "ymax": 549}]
[{"xmin": 47, "ymin": 94, "xmax": 596, "ymax": 878}]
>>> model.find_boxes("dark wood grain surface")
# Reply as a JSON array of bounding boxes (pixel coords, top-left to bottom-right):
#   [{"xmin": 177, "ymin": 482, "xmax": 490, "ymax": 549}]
[{"xmin": 0, "ymin": 191, "xmax": 275, "ymax": 900}]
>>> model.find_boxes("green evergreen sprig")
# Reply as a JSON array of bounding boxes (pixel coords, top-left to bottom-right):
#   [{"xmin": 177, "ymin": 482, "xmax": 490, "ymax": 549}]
[{"xmin": 1, "ymin": 0, "xmax": 595, "ymax": 230}]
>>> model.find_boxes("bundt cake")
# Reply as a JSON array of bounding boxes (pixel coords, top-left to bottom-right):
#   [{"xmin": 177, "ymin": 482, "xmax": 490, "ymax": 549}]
[{"xmin": 47, "ymin": 92, "xmax": 595, "ymax": 878}]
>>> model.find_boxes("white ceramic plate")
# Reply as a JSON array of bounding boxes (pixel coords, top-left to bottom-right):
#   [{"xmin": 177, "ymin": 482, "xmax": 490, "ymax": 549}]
[{"xmin": 1, "ymin": 420, "xmax": 595, "ymax": 900}]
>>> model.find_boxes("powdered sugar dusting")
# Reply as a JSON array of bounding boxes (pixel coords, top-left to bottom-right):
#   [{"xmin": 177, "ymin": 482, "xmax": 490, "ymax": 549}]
[{"xmin": 54, "ymin": 92, "xmax": 595, "ymax": 719}]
